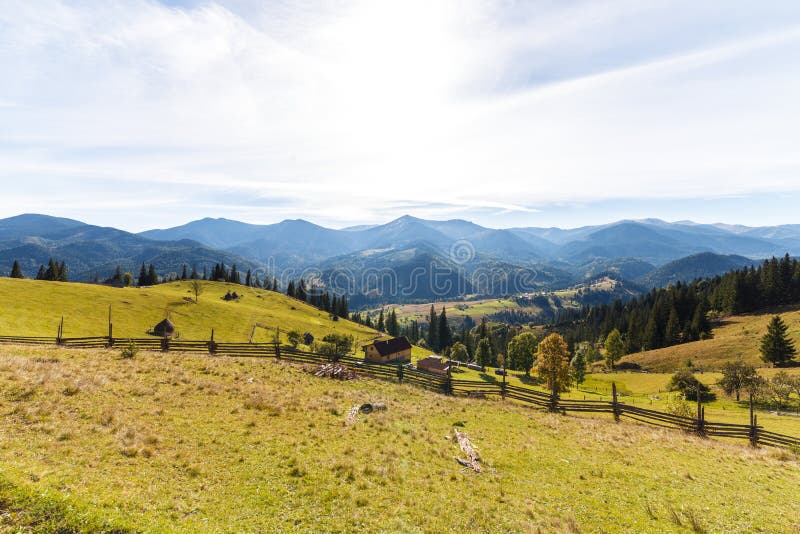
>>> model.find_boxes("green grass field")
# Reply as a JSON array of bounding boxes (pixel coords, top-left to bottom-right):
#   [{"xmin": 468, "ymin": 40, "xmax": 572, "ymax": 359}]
[
  {"xmin": 0, "ymin": 278, "xmax": 379, "ymax": 346},
  {"xmin": 370, "ymin": 296, "xmax": 545, "ymax": 325},
  {"xmin": 0, "ymin": 344, "xmax": 798, "ymax": 532}
]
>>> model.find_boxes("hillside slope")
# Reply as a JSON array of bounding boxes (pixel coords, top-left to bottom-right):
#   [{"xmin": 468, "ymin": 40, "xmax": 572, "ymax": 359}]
[
  {"xmin": 620, "ymin": 305, "xmax": 800, "ymax": 371},
  {"xmin": 637, "ymin": 252, "xmax": 754, "ymax": 289},
  {"xmin": 0, "ymin": 345, "xmax": 797, "ymax": 532},
  {"xmin": 0, "ymin": 278, "xmax": 377, "ymax": 344}
]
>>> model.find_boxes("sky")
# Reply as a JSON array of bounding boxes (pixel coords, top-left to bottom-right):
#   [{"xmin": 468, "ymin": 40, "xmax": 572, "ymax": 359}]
[{"xmin": 1, "ymin": 0, "xmax": 800, "ymax": 231}]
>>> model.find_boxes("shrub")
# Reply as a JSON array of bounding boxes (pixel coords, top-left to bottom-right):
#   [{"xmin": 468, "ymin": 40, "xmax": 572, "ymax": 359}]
[
  {"xmin": 668, "ymin": 369, "xmax": 715, "ymax": 402},
  {"xmin": 664, "ymin": 394, "xmax": 694, "ymax": 418},
  {"xmin": 120, "ymin": 339, "xmax": 138, "ymax": 359}
]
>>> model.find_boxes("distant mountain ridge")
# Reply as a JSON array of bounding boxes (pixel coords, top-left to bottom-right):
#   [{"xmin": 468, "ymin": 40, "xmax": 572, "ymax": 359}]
[{"xmin": 1, "ymin": 213, "xmax": 798, "ymax": 302}]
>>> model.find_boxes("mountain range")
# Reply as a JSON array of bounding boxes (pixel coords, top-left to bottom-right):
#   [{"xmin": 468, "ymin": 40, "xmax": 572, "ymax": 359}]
[{"xmin": 2, "ymin": 213, "xmax": 798, "ymax": 304}]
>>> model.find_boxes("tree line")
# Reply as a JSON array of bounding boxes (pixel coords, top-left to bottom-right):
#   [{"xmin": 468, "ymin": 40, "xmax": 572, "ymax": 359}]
[{"xmin": 554, "ymin": 254, "xmax": 800, "ymax": 357}]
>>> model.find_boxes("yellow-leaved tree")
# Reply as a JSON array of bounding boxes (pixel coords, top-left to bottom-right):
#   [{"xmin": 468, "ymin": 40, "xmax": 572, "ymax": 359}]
[{"xmin": 537, "ymin": 333, "xmax": 572, "ymax": 396}]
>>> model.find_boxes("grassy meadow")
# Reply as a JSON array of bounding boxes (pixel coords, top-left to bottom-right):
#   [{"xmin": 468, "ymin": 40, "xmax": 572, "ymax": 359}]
[
  {"xmin": 0, "ymin": 344, "xmax": 798, "ymax": 532},
  {"xmin": 0, "ymin": 278, "xmax": 378, "ymax": 346}
]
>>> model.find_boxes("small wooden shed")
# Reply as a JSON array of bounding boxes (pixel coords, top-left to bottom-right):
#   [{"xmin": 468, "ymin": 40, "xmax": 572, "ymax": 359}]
[
  {"xmin": 417, "ymin": 355, "xmax": 450, "ymax": 376},
  {"xmin": 152, "ymin": 318, "xmax": 176, "ymax": 338}
]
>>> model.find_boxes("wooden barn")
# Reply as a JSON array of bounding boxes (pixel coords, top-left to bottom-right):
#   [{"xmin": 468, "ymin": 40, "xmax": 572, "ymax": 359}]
[
  {"xmin": 417, "ymin": 355, "xmax": 450, "ymax": 376},
  {"xmin": 362, "ymin": 336, "xmax": 412, "ymax": 363}
]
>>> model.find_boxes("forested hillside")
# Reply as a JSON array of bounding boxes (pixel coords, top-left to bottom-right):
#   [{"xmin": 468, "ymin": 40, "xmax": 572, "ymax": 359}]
[{"xmin": 558, "ymin": 254, "xmax": 800, "ymax": 354}]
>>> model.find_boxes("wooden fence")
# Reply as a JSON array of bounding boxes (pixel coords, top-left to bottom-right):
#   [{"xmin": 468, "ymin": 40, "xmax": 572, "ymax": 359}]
[{"xmin": 1, "ymin": 334, "xmax": 799, "ymax": 451}]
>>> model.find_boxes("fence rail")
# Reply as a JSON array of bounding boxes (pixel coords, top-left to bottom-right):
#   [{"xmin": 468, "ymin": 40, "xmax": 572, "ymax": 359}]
[{"xmin": 1, "ymin": 334, "xmax": 799, "ymax": 450}]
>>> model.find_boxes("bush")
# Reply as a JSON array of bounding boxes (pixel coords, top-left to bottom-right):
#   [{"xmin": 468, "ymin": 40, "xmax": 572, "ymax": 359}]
[
  {"xmin": 615, "ymin": 362, "xmax": 641, "ymax": 371},
  {"xmin": 120, "ymin": 339, "xmax": 138, "ymax": 359},
  {"xmin": 668, "ymin": 369, "xmax": 715, "ymax": 402},
  {"xmin": 664, "ymin": 394, "xmax": 694, "ymax": 418}
]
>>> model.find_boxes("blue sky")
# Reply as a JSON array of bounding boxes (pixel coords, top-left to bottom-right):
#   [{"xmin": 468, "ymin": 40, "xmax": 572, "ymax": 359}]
[{"xmin": 1, "ymin": 1, "xmax": 800, "ymax": 231}]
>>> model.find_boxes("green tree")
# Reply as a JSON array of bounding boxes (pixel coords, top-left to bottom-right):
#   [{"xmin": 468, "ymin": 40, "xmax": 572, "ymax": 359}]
[
  {"xmin": 138, "ymin": 263, "xmax": 148, "ymax": 286},
  {"xmin": 387, "ymin": 309, "xmax": 399, "ymax": 336},
  {"xmin": 768, "ymin": 371, "xmax": 794, "ymax": 408},
  {"xmin": 475, "ymin": 338, "xmax": 493, "ymax": 368},
  {"xmin": 123, "ymin": 272, "xmax": 133, "ymax": 287},
  {"xmin": 377, "ymin": 309, "xmax": 385, "ymax": 332},
  {"xmin": 450, "ymin": 342, "xmax": 469, "ymax": 363},
  {"xmin": 190, "ymin": 280, "xmax": 203, "ymax": 303},
  {"xmin": 604, "ymin": 328, "xmax": 625, "ymax": 371},
  {"xmin": 759, "ymin": 315, "xmax": 796, "ymax": 366},
  {"xmin": 668, "ymin": 369, "xmax": 714, "ymax": 402},
  {"xmin": 427, "ymin": 305, "xmax": 439, "ymax": 351},
  {"xmin": 9, "ymin": 260, "xmax": 23, "ymax": 278},
  {"xmin": 536, "ymin": 333, "xmax": 572, "ymax": 396},
  {"xmin": 664, "ymin": 306, "xmax": 681, "ymax": 345},
  {"xmin": 438, "ymin": 307, "xmax": 452, "ymax": 350},
  {"xmin": 286, "ymin": 330, "xmax": 301, "ymax": 348},
  {"xmin": 507, "ymin": 332, "xmax": 537, "ymax": 375},
  {"xmin": 570, "ymin": 349, "xmax": 587, "ymax": 386},
  {"xmin": 718, "ymin": 357, "xmax": 757, "ymax": 401}
]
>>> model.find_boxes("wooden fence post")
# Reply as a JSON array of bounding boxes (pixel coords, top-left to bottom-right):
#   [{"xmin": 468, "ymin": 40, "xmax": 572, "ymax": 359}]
[
  {"xmin": 208, "ymin": 328, "xmax": 217, "ymax": 355},
  {"xmin": 501, "ymin": 367, "xmax": 507, "ymax": 400},
  {"xmin": 696, "ymin": 394, "xmax": 706, "ymax": 437},
  {"xmin": 445, "ymin": 366, "xmax": 453, "ymax": 395},
  {"xmin": 611, "ymin": 382, "xmax": 620, "ymax": 421},
  {"xmin": 107, "ymin": 305, "xmax": 114, "ymax": 347},
  {"xmin": 161, "ymin": 331, "xmax": 169, "ymax": 352},
  {"xmin": 274, "ymin": 341, "xmax": 281, "ymax": 360},
  {"xmin": 57, "ymin": 316, "xmax": 64, "ymax": 345},
  {"xmin": 397, "ymin": 362, "xmax": 404, "ymax": 383},
  {"xmin": 749, "ymin": 393, "xmax": 759, "ymax": 447}
]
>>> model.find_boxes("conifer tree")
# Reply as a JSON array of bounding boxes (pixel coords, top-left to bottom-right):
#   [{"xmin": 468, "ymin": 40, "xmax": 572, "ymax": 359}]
[
  {"xmin": 148, "ymin": 264, "xmax": 157, "ymax": 285},
  {"xmin": 190, "ymin": 265, "xmax": 199, "ymax": 280},
  {"xmin": 438, "ymin": 307, "xmax": 452, "ymax": 350},
  {"xmin": 427, "ymin": 305, "xmax": 439, "ymax": 351},
  {"xmin": 181, "ymin": 264, "xmax": 188, "ymax": 280},
  {"xmin": 138, "ymin": 263, "xmax": 148, "ymax": 286},
  {"xmin": 36, "ymin": 265, "xmax": 46, "ymax": 280},
  {"xmin": 387, "ymin": 309, "xmax": 399, "ymax": 336},
  {"xmin": 245, "ymin": 269, "xmax": 252, "ymax": 287},
  {"xmin": 377, "ymin": 309, "xmax": 385, "ymax": 332},
  {"xmin": 10, "ymin": 260, "xmax": 23, "ymax": 278},
  {"xmin": 760, "ymin": 315, "xmax": 796, "ymax": 366}
]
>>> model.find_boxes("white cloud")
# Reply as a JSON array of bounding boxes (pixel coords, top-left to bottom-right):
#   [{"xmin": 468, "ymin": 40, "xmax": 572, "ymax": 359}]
[{"xmin": 1, "ymin": 0, "xmax": 800, "ymax": 229}]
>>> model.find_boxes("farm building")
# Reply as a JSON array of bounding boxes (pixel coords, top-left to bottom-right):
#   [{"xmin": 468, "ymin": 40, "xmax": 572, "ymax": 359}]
[
  {"xmin": 417, "ymin": 356, "xmax": 450, "ymax": 375},
  {"xmin": 151, "ymin": 318, "xmax": 176, "ymax": 338},
  {"xmin": 362, "ymin": 336, "xmax": 412, "ymax": 363}
]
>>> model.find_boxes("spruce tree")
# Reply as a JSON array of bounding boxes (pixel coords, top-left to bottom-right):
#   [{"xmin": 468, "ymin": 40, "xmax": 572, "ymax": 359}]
[
  {"xmin": 190, "ymin": 265, "xmax": 199, "ymax": 280},
  {"xmin": 245, "ymin": 269, "xmax": 252, "ymax": 287},
  {"xmin": 760, "ymin": 315, "xmax": 796, "ymax": 366},
  {"xmin": 148, "ymin": 264, "xmax": 157, "ymax": 285},
  {"xmin": 10, "ymin": 260, "xmax": 23, "ymax": 278},
  {"xmin": 664, "ymin": 306, "xmax": 681, "ymax": 345},
  {"xmin": 427, "ymin": 305, "xmax": 439, "ymax": 352},
  {"xmin": 181, "ymin": 264, "xmax": 188, "ymax": 280},
  {"xmin": 138, "ymin": 263, "xmax": 148, "ymax": 286},
  {"xmin": 36, "ymin": 265, "xmax": 46, "ymax": 280},
  {"xmin": 387, "ymin": 309, "xmax": 399, "ymax": 336},
  {"xmin": 438, "ymin": 307, "xmax": 452, "ymax": 350},
  {"xmin": 377, "ymin": 309, "xmax": 385, "ymax": 332}
]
